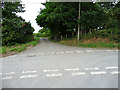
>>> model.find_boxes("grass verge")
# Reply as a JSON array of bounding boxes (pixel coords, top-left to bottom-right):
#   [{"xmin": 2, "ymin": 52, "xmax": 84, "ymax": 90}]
[
  {"xmin": 0, "ymin": 37, "xmax": 40, "ymax": 57},
  {"xmin": 56, "ymin": 37, "xmax": 119, "ymax": 49}
]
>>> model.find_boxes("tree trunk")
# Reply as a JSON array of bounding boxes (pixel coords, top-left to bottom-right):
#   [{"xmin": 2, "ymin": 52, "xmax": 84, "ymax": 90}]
[
  {"xmin": 77, "ymin": 2, "xmax": 81, "ymax": 41},
  {"xmin": 72, "ymin": 32, "xmax": 74, "ymax": 37},
  {"xmin": 89, "ymin": 29, "xmax": 92, "ymax": 34},
  {"xmin": 55, "ymin": 36, "xmax": 57, "ymax": 41},
  {"xmin": 61, "ymin": 35, "xmax": 63, "ymax": 40},
  {"xmin": 85, "ymin": 30, "xmax": 86, "ymax": 36},
  {"xmin": 66, "ymin": 34, "xmax": 67, "ymax": 39}
]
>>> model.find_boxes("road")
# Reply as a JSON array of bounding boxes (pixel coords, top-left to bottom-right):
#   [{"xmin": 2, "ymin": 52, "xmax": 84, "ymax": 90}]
[{"xmin": 0, "ymin": 38, "xmax": 119, "ymax": 88}]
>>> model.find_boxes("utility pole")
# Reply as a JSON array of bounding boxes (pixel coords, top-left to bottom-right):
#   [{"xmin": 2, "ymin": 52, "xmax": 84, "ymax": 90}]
[{"xmin": 77, "ymin": 1, "xmax": 81, "ymax": 41}]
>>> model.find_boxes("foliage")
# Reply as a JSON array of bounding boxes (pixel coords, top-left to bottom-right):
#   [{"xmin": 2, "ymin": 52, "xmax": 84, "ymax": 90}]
[
  {"xmin": 58, "ymin": 38, "xmax": 118, "ymax": 48},
  {"xmin": 36, "ymin": 2, "xmax": 119, "ymax": 43},
  {"xmin": 2, "ymin": 2, "xmax": 34, "ymax": 46},
  {"xmin": 34, "ymin": 28, "xmax": 50, "ymax": 37},
  {"xmin": 1, "ymin": 37, "xmax": 40, "ymax": 55}
]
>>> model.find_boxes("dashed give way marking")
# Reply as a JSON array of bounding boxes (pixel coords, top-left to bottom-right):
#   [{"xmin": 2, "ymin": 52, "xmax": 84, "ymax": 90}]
[
  {"xmin": 90, "ymin": 71, "xmax": 106, "ymax": 75},
  {"xmin": 85, "ymin": 67, "xmax": 99, "ymax": 70},
  {"xmin": 3, "ymin": 76, "xmax": 12, "ymax": 80},
  {"xmin": 106, "ymin": 50, "xmax": 114, "ymax": 52},
  {"xmin": 5, "ymin": 72, "xmax": 15, "ymax": 75},
  {"xmin": 110, "ymin": 71, "xmax": 120, "ymax": 74},
  {"xmin": 66, "ymin": 51, "xmax": 74, "ymax": 54},
  {"xmin": 44, "ymin": 69, "xmax": 59, "ymax": 72},
  {"xmin": 86, "ymin": 50, "xmax": 94, "ymax": 52},
  {"xmin": 72, "ymin": 72, "xmax": 86, "ymax": 76},
  {"xmin": 64, "ymin": 68, "xmax": 79, "ymax": 71},
  {"xmin": 22, "ymin": 70, "xmax": 37, "ymax": 74},
  {"xmin": 105, "ymin": 66, "xmax": 118, "ymax": 70},
  {"xmin": 46, "ymin": 73, "xmax": 63, "ymax": 77},
  {"xmin": 75, "ymin": 50, "xmax": 84, "ymax": 53},
  {"xmin": 20, "ymin": 75, "xmax": 38, "ymax": 79}
]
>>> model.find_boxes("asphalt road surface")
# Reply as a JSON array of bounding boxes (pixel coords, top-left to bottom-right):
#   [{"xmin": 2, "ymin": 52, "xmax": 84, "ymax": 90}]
[{"xmin": 1, "ymin": 38, "xmax": 119, "ymax": 88}]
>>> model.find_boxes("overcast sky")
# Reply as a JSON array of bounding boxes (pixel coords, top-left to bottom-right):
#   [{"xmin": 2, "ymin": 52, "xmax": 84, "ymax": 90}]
[{"xmin": 17, "ymin": 0, "xmax": 46, "ymax": 33}]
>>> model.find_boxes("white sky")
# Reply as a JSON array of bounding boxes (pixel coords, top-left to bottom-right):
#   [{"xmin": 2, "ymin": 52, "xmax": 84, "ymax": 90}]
[{"xmin": 17, "ymin": 0, "xmax": 46, "ymax": 33}]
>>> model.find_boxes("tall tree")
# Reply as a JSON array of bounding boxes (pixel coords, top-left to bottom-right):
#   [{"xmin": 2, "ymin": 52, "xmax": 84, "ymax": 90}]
[{"xmin": 2, "ymin": 2, "xmax": 34, "ymax": 46}]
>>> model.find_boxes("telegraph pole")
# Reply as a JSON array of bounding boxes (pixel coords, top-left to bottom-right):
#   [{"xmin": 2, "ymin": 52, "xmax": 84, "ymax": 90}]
[{"xmin": 77, "ymin": 1, "xmax": 81, "ymax": 41}]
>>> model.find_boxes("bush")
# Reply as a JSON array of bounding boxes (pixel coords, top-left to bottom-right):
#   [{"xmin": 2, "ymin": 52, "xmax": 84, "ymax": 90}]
[
  {"xmin": 2, "ymin": 18, "xmax": 34, "ymax": 46},
  {"xmin": 80, "ymin": 28, "xmax": 120, "ymax": 43}
]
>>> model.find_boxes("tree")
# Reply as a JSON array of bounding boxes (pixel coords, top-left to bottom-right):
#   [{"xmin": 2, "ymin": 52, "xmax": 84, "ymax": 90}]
[
  {"xmin": 36, "ymin": 2, "xmax": 119, "ymax": 41},
  {"xmin": 2, "ymin": 2, "xmax": 34, "ymax": 46}
]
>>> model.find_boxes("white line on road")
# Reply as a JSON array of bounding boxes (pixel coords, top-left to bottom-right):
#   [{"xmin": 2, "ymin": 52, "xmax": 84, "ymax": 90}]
[
  {"xmin": 55, "ymin": 52, "xmax": 60, "ymax": 54},
  {"xmin": 105, "ymin": 66, "xmax": 118, "ymax": 70},
  {"xmin": 72, "ymin": 72, "xmax": 86, "ymax": 76},
  {"xmin": 46, "ymin": 73, "xmax": 63, "ymax": 77},
  {"xmin": 85, "ymin": 67, "xmax": 99, "ymax": 70},
  {"xmin": 22, "ymin": 70, "xmax": 37, "ymax": 74},
  {"xmin": 64, "ymin": 68, "xmax": 79, "ymax": 71},
  {"xmin": 50, "ymin": 52, "xmax": 55, "ymax": 55},
  {"xmin": 5, "ymin": 72, "xmax": 15, "ymax": 75},
  {"xmin": 59, "ymin": 52, "xmax": 65, "ymax": 54},
  {"xmin": 3, "ymin": 76, "xmax": 12, "ymax": 80},
  {"xmin": 90, "ymin": 71, "xmax": 106, "ymax": 75},
  {"xmin": 66, "ymin": 51, "xmax": 74, "ymax": 54},
  {"xmin": 110, "ymin": 71, "xmax": 120, "ymax": 74},
  {"xmin": 44, "ymin": 69, "xmax": 59, "ymax": 72},
  {"xmin": 86, "ymin": 50, "xmax": 94, "ymax": 52},
  {"xmin": 40, "ymin": 53, "xmax": 45, "ymax": 55},
  {"xmin": 106, "ymin": 50, "xmax": 114, "ymax": 52},
  {"xmin": 75, "ymin": 50, "xmax": 84, "ymax": 53},
  {"xmin": 20, "ymin": 75, "xmax": 38, "ymax": 79}
]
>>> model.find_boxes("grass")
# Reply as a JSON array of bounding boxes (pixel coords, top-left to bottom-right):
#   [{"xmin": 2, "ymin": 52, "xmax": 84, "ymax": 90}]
[
  {"xmin": 1, "ymin": 47, "xmax": 7, "ymax": 54},
  {"xmin": 1, "ymin": 37, "xmax": 40, "ymax": 56},
  {"xmin": 57, "ymin": 37, "xmax": 119, "ymax": 49}
]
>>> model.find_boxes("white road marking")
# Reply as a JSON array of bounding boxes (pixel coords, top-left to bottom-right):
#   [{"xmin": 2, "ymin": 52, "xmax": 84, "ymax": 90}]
[
  {"xmin": 91, "ymin": 71, "xmax": 106, "ymax": 75},
  {"xmin": 105, "ymin": 66, "xmax": 118, "ymax": 70},
  {"xmin": 86, "ymin": 50, "xmax": 94, "ymax": 52},
  {"xmin": 22, "ymin": 70, "xmax": 37, "ymax": 74},
  {"xmin": 44, "ymin": 69, "xmax": 59, "ymax": 72},
  {"xmin": 64, "ymin": 68, "xmax": 79, "ymax": 71},
  {"xmin": 46, "ymin": 73, "xmax": 63, "ymax": 77},
  {"xmin": 29, "ymin": 53, "xmax": 35, "ymax": 56},
  {"xmin": 5, "ymin": 72, "xmax": 15, "ymax": 75},
  {"xmin": 3, "ymin": 76, "xmax": 12, "ymax": 80},
  {"xmin": 115, "ymin": 50, "xmax": 119, "ymax": 51},
  {"xmin": 66, "ymin": 51, "xmax": 74, "ymax": 54},
  {"xmin": 56, "ymin": 52, "xmax": 60, "ymax": 54},
  {"xmin": 40, "ymin": 53, "xmax": 45, "ymax": 55},
  {"xmin": 110, "ymin": 71, "xmax": 120, "ymax": 74},
  {"xmin": 51, "ymin": 52, "xmax": 55, "ymax": 54},
  {"xmin": 72, "ymin": 72, "xmax": 86, "ymax": 76},
  {"xmin": 85, "ymin": 67, "xmax": 99, "ymax": 70},
  {"xmin": 75, "ymin": 50, "xmax": 84, "ymax": 53},
  {"xmin": 20, "ymin": 75, "xmax": 38, "ymax": 79},
  {"xmin": 106, "ymin": 50, "xmax": 114, "ymax": 52},
  {"xmin": 60, "ymin": 52, "xmax": 64, "ymax": 54}
]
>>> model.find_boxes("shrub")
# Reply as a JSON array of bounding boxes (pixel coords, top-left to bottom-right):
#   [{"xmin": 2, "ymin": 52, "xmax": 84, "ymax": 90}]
[{"xmin": 2, "ymin": 18, "xmax": 34, "ymax": 46}]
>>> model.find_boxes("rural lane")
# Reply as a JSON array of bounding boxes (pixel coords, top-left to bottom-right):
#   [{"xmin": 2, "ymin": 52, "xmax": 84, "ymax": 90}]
[{"xmin": 0, "ymin": 38, "xmax": 119, "ymax": 88}]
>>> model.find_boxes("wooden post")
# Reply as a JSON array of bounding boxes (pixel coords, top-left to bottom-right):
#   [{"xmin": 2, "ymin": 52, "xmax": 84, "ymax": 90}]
[
  {"xmin": 66, "ymin": 34, "xmax": 67, "ymax": 39},
  {"xmin": 78, "ymin": 2, "xmax": 81, "ymax": 41},
  {"xmin": 89, "ymin": 29, "xmax": 92, "ymax": 34},
  {"xmin": 61, "ymin": 35, "xmax": 63, "ymax": 40}
]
